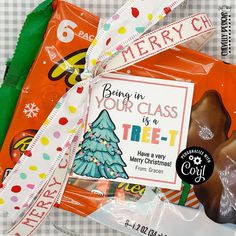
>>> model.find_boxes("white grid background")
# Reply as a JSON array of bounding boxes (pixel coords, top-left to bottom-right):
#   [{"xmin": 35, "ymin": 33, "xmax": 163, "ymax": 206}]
[
  {"xmin": 1, "ymin": 0, "xmax": 236, "ymax": 79},
  {"xmin": 0, "ymin": 0, "xmax": 236, "ymax": 235}
]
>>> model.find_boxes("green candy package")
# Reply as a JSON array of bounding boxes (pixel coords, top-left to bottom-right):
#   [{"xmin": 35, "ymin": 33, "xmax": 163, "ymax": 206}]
[{"xmin": 0, "ymin": 0, "xmax": 53, "ymax": 148}]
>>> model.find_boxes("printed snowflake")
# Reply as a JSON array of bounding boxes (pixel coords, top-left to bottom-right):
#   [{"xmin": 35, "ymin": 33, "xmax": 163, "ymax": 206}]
[{"xmin": 23, "ymin": 103, "xmax": 40, "ymax": 118}]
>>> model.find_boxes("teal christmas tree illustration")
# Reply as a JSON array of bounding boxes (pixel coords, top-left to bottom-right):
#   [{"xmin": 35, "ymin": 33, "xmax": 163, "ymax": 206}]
[{"xmin": 73, "ymin": 109, "xmax": 128, "ymax": 179}]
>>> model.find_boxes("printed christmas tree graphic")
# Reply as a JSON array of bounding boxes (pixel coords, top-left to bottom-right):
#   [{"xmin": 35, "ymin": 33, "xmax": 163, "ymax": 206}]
[{"xmin": 73, "ymin": 109, "xmax": 129, "ymax": 180}]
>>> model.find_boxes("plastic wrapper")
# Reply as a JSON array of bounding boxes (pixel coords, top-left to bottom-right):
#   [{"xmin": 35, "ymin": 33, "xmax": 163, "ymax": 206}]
[
  {"xmin": 59, "ymin": 44, "xmax": 236, "ymax": 235},
  {"xmin": 0, "ymin": 0, "xmax": 235, "ymax": 235}
]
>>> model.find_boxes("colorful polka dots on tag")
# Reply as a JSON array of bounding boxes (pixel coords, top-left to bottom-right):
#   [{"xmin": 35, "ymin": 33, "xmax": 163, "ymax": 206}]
[
  {"xmin": 65, "ymin": 141, "xmax": 71, "ymax": 148},
  {"xmin": 11, "ymin": 196, "xmax": 18, "ymax": 203},
  {"xmin": 118, "ymin": 27, "xmax": 126, "ymax": 34},
  {"xmin": 164, "ymin": 7, "xmax": 171, "ymax": 14},
  {"xmin": 29, "ymin": 166, "xmax": 38, "ymax": 171},
  {"xmin": 135, "ymin": 26, "xmax": 145, "ymax": 33},
  {"xmin": 26, "ymin": 184, "xmax": 35, "ymax": 190},
  {"xmin": 106, "ymin": 38, "xmax": 112, "ymax": 46},
  {"xmin": 57, "ymin": 147, "xmax": 63, "ymax": 152},
  {"xmin": 105, "ymin": 52, "xmax": 113, "ymax": 57},
  {"xmin": 20, "ymin": 173, "xmax": 27, "ymax": 180},
  {"xmin": 91, "ymin": 59, "xmax": 97, "ymax": 66},
  {"xmin": 103, "ymin": 23, "xmax": 111, "ymax": 31},
  {"xmin": 147, "ymin": 13, "xmax": 153, "ymax": 21},
  {"xmin": 0, "ymin": 198, "xmax": 5, "ymax": 205},
  {"xmin": 53, "ymin": 131, "xmax": 61, "ymax": 139},
  {"xmin": 116, "ymin": 45, "xmax": 123, "ymax": 51},
  {"xmin": 43, "ymin": 153, "xmax": 51, "ymax": 161},
  {"xmin": 157, "ymin": 14, "xmax": 164, "ymax": 20},
  {"xmin": 91, "ymin": 39, "xmax": 97, "ymax": 46},
  {"xmin": 41, "ymin": 137, "xmax": 49, "ymax": 145},
  {"xmin": 59, "ymin": 117, "xmax": 68, "ymax": 126},
  {"xmin": 23, "ymin": 203, "xmax": 29, "ymax": 208},
  {"xmin": 69, "ymin": 106, "xmax": 76, "ymax": 113},
  {"xmin": 112, "ymin": 14, "xmax": 119, "ymax": 20},
  {"xmin": 68, "ymin": 129, "xmax": 76, "ymax": 134},
  {"xmin": 131, "ymin": 7, "xmax": 139, "ymax": 18},
  {"xmin": 11, "ymin": 185, "xmax": 21, "ymax": 193},
  {"xmin": 39, "ymin": 173, "xmax": 46, "ymax": 179},
  {"xmin": 55, "ymin": 102, "xmax": 62, "ymax": 109},
  {"xmin": 44, "ymin": 118, "xmax": 50, "ymax": 125},
  {"xmin": 72, "ymin": 136, "xmax": 79, "ymax": 143},
  {"xmin": 77, "ymin": 86, "xmax": 84, "ymax": 94},
  {"xmin": 77, "ymin": 118, "xmax": 83, "ymax": 126},
  {"xmin": 24, "ymin": 150, "xmax": 32, "ymax": 157}
]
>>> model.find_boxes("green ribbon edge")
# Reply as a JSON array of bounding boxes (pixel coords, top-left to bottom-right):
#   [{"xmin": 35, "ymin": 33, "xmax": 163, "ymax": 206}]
[
  {"xmin": 0, "ymin": 0, "xmax": 54, "ymax": 148},
  {"xmin": 178, "ymin": 181, "xmax": 191, "ymax": 206}
]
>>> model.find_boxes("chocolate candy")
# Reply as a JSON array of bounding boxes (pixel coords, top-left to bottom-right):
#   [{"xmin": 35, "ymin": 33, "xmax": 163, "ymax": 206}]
[
  {"xmin": 194, "ymin": 132, "xmax": 236, "ymax": 224},
  {"xmin": 187, "ymin": 90, "xmax": 231, "ymax": 154}
]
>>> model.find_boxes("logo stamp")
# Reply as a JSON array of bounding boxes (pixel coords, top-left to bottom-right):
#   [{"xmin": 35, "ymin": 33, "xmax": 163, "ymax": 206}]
[{"xmin": 176, "ymin": 147, "xmax": 214, "ymax": 185}]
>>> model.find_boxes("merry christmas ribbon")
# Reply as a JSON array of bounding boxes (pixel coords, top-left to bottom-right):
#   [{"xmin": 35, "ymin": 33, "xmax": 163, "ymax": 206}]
[{"xmin": 0, "ymin": 0, "xmax": 216, "ymax": 235}]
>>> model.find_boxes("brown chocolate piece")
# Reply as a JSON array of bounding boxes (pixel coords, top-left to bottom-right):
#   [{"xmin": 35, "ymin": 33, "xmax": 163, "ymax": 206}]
[
  {"xmin": 194, "ymin": 132, "xmax": 236, "ymax": 224},
  {"xmin": 187, "ymin": 90, "xmax": 231, "ymax": 155}
]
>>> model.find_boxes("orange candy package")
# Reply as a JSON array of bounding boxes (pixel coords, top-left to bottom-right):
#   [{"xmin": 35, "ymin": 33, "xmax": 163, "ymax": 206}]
[
  {"xmin": 0, "ymin": 0, "xmax": 99, "ymax": 174},
  {"xmin": 0, "ymin": 0, "xmax": 236, "ymax": 232}
]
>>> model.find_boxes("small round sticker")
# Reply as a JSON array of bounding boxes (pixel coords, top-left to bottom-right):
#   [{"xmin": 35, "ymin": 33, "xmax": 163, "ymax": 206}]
[{"xmin": 176, "ymin": 147, "xmax": 214, "ymax": 185}]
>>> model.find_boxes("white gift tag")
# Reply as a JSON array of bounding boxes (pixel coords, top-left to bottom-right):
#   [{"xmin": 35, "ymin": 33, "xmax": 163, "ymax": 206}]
[{"xmin": 73, "ymin": 73, "xmax": 194, "ymax": 190}]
